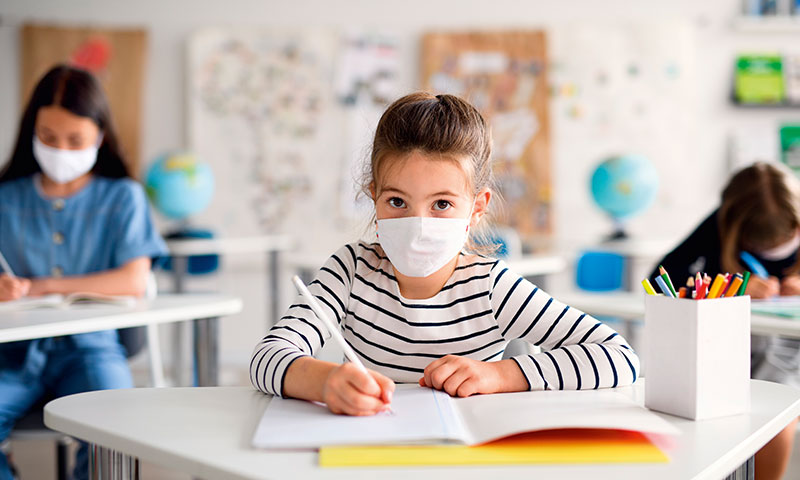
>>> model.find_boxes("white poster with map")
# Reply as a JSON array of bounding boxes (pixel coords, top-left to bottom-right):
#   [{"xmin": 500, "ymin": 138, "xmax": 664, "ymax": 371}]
[{"xmin": 187, "ymin": 29, "xmax": 400, "ymax": 251}]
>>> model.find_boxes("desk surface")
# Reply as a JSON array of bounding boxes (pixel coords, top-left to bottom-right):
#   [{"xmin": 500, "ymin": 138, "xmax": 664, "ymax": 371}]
[
  {"xmin": 166, "ymin": 235, "xmax": 294, "ymax": 256},
  {"xmin": 44, "ymin": 380, "xmax": 800, "ymax": 480},
  {"xmin": 555, "ymin": 290, "xmax": 800, "ymax": 340},
  {"xmin": 0, "ymin": 293, "xmax": 243, "ymax": 344}
]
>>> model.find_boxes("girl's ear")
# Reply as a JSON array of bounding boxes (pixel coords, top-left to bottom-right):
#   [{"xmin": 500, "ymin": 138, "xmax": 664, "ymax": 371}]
[
  {"xmin": 369, "ymin": 182, "xmax": 376, "ymax": 200},
  {"xmin": 469, "ymin": 188, "xmax": 492, "ymax": 228}
]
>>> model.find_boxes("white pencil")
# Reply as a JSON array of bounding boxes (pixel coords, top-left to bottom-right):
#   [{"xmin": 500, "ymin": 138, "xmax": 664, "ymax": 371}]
[
  {"xmin": 0, "ymin": 248, "xmax": 15, "ymax": 278},
  {"xmin": 291, "ymin": 275, "xmax": 392, "ymax": 408}
]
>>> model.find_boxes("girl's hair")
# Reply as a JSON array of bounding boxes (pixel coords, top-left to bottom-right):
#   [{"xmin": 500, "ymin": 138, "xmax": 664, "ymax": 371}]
[
  {"xmin": 360, "ymin": 92, "xmax": 496, "ymax": 253},
  {"xmin": 719, "ymin": 161, "xmax": 800, "ymax": 273},
  {"xmin": 0, "ymin": 64, "xmax": 130, "ymax": 182}
]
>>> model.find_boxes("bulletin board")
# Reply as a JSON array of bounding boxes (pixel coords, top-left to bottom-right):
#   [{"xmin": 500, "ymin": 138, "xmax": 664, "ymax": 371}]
[
  {"xmin": 421, "ymin": 31, "xmax": 551, "ymax": 240},
  {"xmin": 20, "ymin": 24, "xmax": 147, "ymax": 174}
]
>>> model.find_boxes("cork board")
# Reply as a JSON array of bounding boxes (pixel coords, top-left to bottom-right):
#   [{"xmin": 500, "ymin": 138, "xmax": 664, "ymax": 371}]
[
  {"xmin": 20, "ymin": 23, "xmax": 147, "ymax": 175},
  {"xmin": 422, "ymin": 31, "xmax": 551, "ymax": 240}
]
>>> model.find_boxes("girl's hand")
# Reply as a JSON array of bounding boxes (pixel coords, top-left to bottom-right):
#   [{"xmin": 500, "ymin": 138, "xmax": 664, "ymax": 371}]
[
  {"xmin": 746, "ymin": 275, "xmax": 780, "ymax": 299},
  {"xmin": 780, "ymin": 275, "xmax": 800, "ymax": 296},
  {"xmin": 419, "ymin": 355, "xmax": 527, "ymax": 397},
  {"xmin": 321, "ymin": 362, "xmax": 395, "ymax": 416},
  {"xmin": 0, "ymin": 274, "xmax": 31, "ymax": 301}
]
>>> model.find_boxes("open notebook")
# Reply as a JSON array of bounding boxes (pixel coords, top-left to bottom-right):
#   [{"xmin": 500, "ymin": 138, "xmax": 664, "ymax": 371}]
[
  {"xmin": 0, "ymin": 293, "xmax": 137, "ymax": 312},
  {"xmin": 252, "ymin": 384, "xmax": 679, "ymax": 449},
  {"xmin": 752, "ymin": 296, "xmax": 800, "ymax": 318}
]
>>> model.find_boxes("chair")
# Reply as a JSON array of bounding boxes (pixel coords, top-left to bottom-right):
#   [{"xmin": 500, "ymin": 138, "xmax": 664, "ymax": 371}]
[
  {"xmin": 575, "ymin": 250, "xmax": 626, "ymax": 292},
  {"xmin": 5, "ymin": 327, "xmax": 149, "ymax": 480},
  {"xmin": 6, "ymin": 275, "xmax": 164, "ymax": 479}
]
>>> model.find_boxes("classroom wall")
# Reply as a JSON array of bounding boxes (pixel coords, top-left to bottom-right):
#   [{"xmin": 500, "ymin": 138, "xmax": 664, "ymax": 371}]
[{"xmin": 1, "ymin": 0, "xmax": 798, "ymax": 376}]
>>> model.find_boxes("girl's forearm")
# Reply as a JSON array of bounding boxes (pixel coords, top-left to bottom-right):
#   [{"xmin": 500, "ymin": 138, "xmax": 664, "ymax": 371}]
[{"xmin": 29, "ymin": 257, "xmax": 151, "ymax": 297}]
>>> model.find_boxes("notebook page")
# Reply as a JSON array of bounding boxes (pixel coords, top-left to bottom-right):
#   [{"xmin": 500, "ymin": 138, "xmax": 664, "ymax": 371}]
[
  {"xmin": 251, "ymin": 384, "xmax": 468, "ymax": 449},
  {"xmin": 0, "ymin": 294, "xmax": 64, "ymax": 312},
  {"xmin": 453, "ymin": 389, "xmax": 680, "ymax": 445}
]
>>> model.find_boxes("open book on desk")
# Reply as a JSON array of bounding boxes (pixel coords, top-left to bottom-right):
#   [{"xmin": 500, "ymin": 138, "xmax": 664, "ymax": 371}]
[
  {"xmin": 752, "ymin": 296, "xmax": 800, "ymax": 318},
  {"xmin": 0, "ymin": 293, "xmax": 137, "ymax": 312},
  {"xmin": 252, "ymin": 384, "xmax": 680, "ymax": 449}
]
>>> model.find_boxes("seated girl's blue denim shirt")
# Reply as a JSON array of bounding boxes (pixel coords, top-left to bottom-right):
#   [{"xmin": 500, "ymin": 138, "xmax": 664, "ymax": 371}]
[{"xmin": 0, "ymin": 175, "xmax": 167, "ymax": 372}]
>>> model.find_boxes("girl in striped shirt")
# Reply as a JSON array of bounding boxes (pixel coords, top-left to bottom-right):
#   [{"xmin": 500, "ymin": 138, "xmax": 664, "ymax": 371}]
[{"xmin": 250, "ymin": 92, "xmax": 639, "ymax": 415}]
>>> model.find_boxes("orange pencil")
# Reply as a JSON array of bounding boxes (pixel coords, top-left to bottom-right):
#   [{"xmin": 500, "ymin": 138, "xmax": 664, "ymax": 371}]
[
  {"xmin": 724, "ymin": 273, "xmax": 744, "ymax": 297},
  {"xmin": 707, "ymin": 273, "xmax": 726, "ymax": 299},
  {"xmin": 678, "ymin": 287, "xmax": 687, "ymax": 298}
]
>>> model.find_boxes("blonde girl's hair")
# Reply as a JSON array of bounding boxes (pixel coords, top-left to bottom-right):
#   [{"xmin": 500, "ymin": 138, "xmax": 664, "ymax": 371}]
[
  {"xmin": 359, "ymin": 92, "xmax": 497, "ymax": 254},
  {"xmin": 719, "ymin": 161, "xmax": 800, "ymax": 274}
]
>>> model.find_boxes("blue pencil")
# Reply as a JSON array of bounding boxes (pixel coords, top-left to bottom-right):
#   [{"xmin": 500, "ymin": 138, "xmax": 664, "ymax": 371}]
[
  {"xmin": 655, "ymin": 276, "xmax": 675, "ymax": 297},
  {"xmin": 740, "ymin": 251, "xmax": 768, "ymax": 279}
]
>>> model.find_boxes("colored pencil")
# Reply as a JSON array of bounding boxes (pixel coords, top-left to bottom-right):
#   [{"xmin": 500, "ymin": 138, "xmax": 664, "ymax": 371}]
[
  {"xmin": 738, "ymin": 271, "xmax": 751, "ymax": 296},
  {"xmin": 641, "ymin": 278, "xmax": 657, "ymax": 295},
  {"xmin": 707, "ymin": 273, "xmax": 726, "ymax": 299},
  {"xmin": 659, "ymin": 265, "xmax": 677, "ymax": 297},
  {"xmin": 724, "ymin": 273, "xmax": 744, "ymax": 297},
  {"xmin": 695, "ymin": 272, "xmax": 705, "ymax": 300},
  {"xmin": 655, "ymin": 276, "xmax": 675, "ymax": 297}
]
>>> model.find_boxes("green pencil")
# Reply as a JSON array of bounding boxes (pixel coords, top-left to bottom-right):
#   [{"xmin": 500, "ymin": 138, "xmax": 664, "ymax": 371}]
[
  {"xmin": 659, "ymin": 265, "xmax": 677, "ymax": 297},
  {"xmin": 738, "ymin": 271, "xmax": 751, "ymax": 296}
]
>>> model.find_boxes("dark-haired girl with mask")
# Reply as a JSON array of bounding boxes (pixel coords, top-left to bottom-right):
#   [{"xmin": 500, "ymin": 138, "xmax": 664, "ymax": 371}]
[
  {"xmin": 0, "ymin": 65, "xmax": 166, "ymax": 480},
  {"xmin": 651, "ymin": 161, "xmax": 800, "ymax": 480}
]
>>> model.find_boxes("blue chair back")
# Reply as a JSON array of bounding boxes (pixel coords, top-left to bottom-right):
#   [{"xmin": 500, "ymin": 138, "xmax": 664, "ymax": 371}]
[{"xmin": 575, "ymin": 251, "xmax": 625, "ymax": 291}]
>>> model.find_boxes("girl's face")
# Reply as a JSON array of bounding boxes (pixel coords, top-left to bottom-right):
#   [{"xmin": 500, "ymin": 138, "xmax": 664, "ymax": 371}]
[
  {"xmin": 373, "ymin": 151, "xmax": 490, "ymax": 228},
  {"xmin": 35, "ymin": 105, "xmax": 101, "ymax": 150}
]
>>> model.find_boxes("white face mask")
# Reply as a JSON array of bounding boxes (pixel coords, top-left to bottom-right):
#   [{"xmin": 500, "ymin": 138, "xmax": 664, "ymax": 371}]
[
  {"xmin": 377, "ymin": 216, "xmax": 470, "ymax": 278},
  {"xmin": 758, "ymin": 231, "xmax": 800, "ymax": 261},
  {"xmin": 33, "ymin": 135, "xmax": 100, "ymax": 184}
]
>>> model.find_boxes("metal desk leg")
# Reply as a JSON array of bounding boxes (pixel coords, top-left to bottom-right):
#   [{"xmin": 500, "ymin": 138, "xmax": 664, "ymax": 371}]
[
  {"xmin": 171, "ymin": 255, "xmax": 190, "ymax": 386},
  {"xmin": 269, "ymin": 250, "xmax": 280, "ymax": 328},
  {"xmin": 193, "ymin": 317, "xmax": 219, "ymax": 386},
  {"xmin": 89, "ymin": 444, "xmax": 139, "ymax": 480},
  {"xmin": 724, "ymin": 456, "xmax": 754, "ymax": 480}
]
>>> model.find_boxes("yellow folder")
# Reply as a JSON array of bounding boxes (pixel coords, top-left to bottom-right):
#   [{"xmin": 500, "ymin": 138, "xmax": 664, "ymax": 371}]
[{"xmin": 319, "ymin": 428, "xmax": 669, "ymax": 467}]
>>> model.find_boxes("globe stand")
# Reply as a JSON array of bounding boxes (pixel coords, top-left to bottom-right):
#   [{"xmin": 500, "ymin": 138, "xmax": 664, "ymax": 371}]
[{"xmin": 604, "ymin": 218, "xmax": 629, "ymax": 241}]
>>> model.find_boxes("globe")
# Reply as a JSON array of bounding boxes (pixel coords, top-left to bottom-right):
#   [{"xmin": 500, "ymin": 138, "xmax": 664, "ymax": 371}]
[
  {"xmin": 145, "ymin": 152, "xmax": 215, "ymax": 220},
  {"xmin": 590, "ymin": 155, "xmax": 658, "ymax": 237}
]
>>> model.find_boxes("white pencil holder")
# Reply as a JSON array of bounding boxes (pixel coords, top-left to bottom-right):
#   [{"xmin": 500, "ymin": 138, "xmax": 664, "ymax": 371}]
[{"xmin": 644, "ymin": 295, "xmax": 750, "ymax": 420}]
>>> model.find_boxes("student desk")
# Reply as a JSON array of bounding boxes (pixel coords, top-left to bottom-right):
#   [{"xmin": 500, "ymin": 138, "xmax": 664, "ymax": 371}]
[
  {"xmin": 553, "ymin": 291, "xmax": 800, "ymax": 339},
  {"xmin": 165, "ymin": 235, "xmax": 293, "ymax": 384},
  {"xmin": 0, "ymin": 293, "xmax": 242, "ymax": 386},
  {"xmin": 44, "ymin": 380, "xmax": 800, "ymax": 480}
]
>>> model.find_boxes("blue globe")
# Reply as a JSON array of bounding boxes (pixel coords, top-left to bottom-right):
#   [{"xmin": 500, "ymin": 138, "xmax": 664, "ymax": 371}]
[
  {"xmin": 145, "ymin": 153, "xmax": 215, "ymax": 220},
  {"xmin": 590, "ymin": 155, "xmax": 658, "ymax": 220}
]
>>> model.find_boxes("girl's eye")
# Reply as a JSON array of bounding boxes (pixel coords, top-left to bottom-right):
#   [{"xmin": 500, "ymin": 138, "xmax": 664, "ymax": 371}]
[
  {"xmin": 388, "ymin": 197, "xmax": 405, "ymax": 208},
  {"xmin": 433, "ymin": 200, "xmax": 452, "ymax": 211}
]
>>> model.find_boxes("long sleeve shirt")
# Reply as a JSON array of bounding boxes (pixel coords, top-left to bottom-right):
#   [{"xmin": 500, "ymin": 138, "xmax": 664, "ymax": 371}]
[{"xmin": 250, "ymin": 242, "xmax": 639, "ymax": 396}]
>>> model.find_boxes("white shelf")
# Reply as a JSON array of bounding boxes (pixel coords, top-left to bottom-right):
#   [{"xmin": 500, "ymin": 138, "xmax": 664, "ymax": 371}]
[{"xmin": 733, "ymin": 15, "xmax": 800, "ymax": 33}]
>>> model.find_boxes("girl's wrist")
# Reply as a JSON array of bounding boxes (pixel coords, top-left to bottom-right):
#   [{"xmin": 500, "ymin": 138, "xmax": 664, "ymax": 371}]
[{"xmin": 493, "ymin": 359, "xmax": 529, "ymax": 393}]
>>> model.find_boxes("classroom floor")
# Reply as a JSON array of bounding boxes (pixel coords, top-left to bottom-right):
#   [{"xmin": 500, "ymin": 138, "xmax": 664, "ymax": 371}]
[{"xmin": 9, "ymin": 426, "xmax": 800, "ymax": 479}]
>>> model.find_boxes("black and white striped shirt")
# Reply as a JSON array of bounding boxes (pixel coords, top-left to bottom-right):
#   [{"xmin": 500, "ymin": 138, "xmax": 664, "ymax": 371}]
[{"xmin": 250, "ymin": 242, "xmax": 639, "ymax": 396}]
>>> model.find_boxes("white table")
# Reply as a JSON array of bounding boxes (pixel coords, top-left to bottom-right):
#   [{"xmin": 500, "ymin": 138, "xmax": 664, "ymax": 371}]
[
  {"xmin": 288, "ymin": 252, "xmax": 567, "ymax": 285},
  {"xmin": 43, "ymin": 380, "xmax": 800, "ymax": 480},
  {"xmin": 0, "ymin": 293, "xmax": 242, "ymax": 386},
  {"xmin": 553, "ymin": 291, "xmax": 800, "ymax": 339},
  {"xmin": 166, "ymin": 235, "xmax": 293, "ymax": 385}
]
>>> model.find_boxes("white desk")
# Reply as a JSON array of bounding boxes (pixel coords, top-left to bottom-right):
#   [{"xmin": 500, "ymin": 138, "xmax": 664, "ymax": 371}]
[
  {"xmin": 44, "ymin": 380, "xmax": 800, "ymax": 480},
  {"xmin": 0, "ymin": 294, "xmax": 242, "ymax": 386},
  {"xmin": 165, "ymin": 235, "xmax": 293, "ymax": 324},
  {"xmin": 554, "ymin": 291, "xmax": 800, "ymax": 340},
  {"xmin": 166, "ymin": 235, "xmax": 292, "ymax": 385},
  {"xmin": 288, "ymin": 252, "xmax": 567, "ymax": 283}
]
